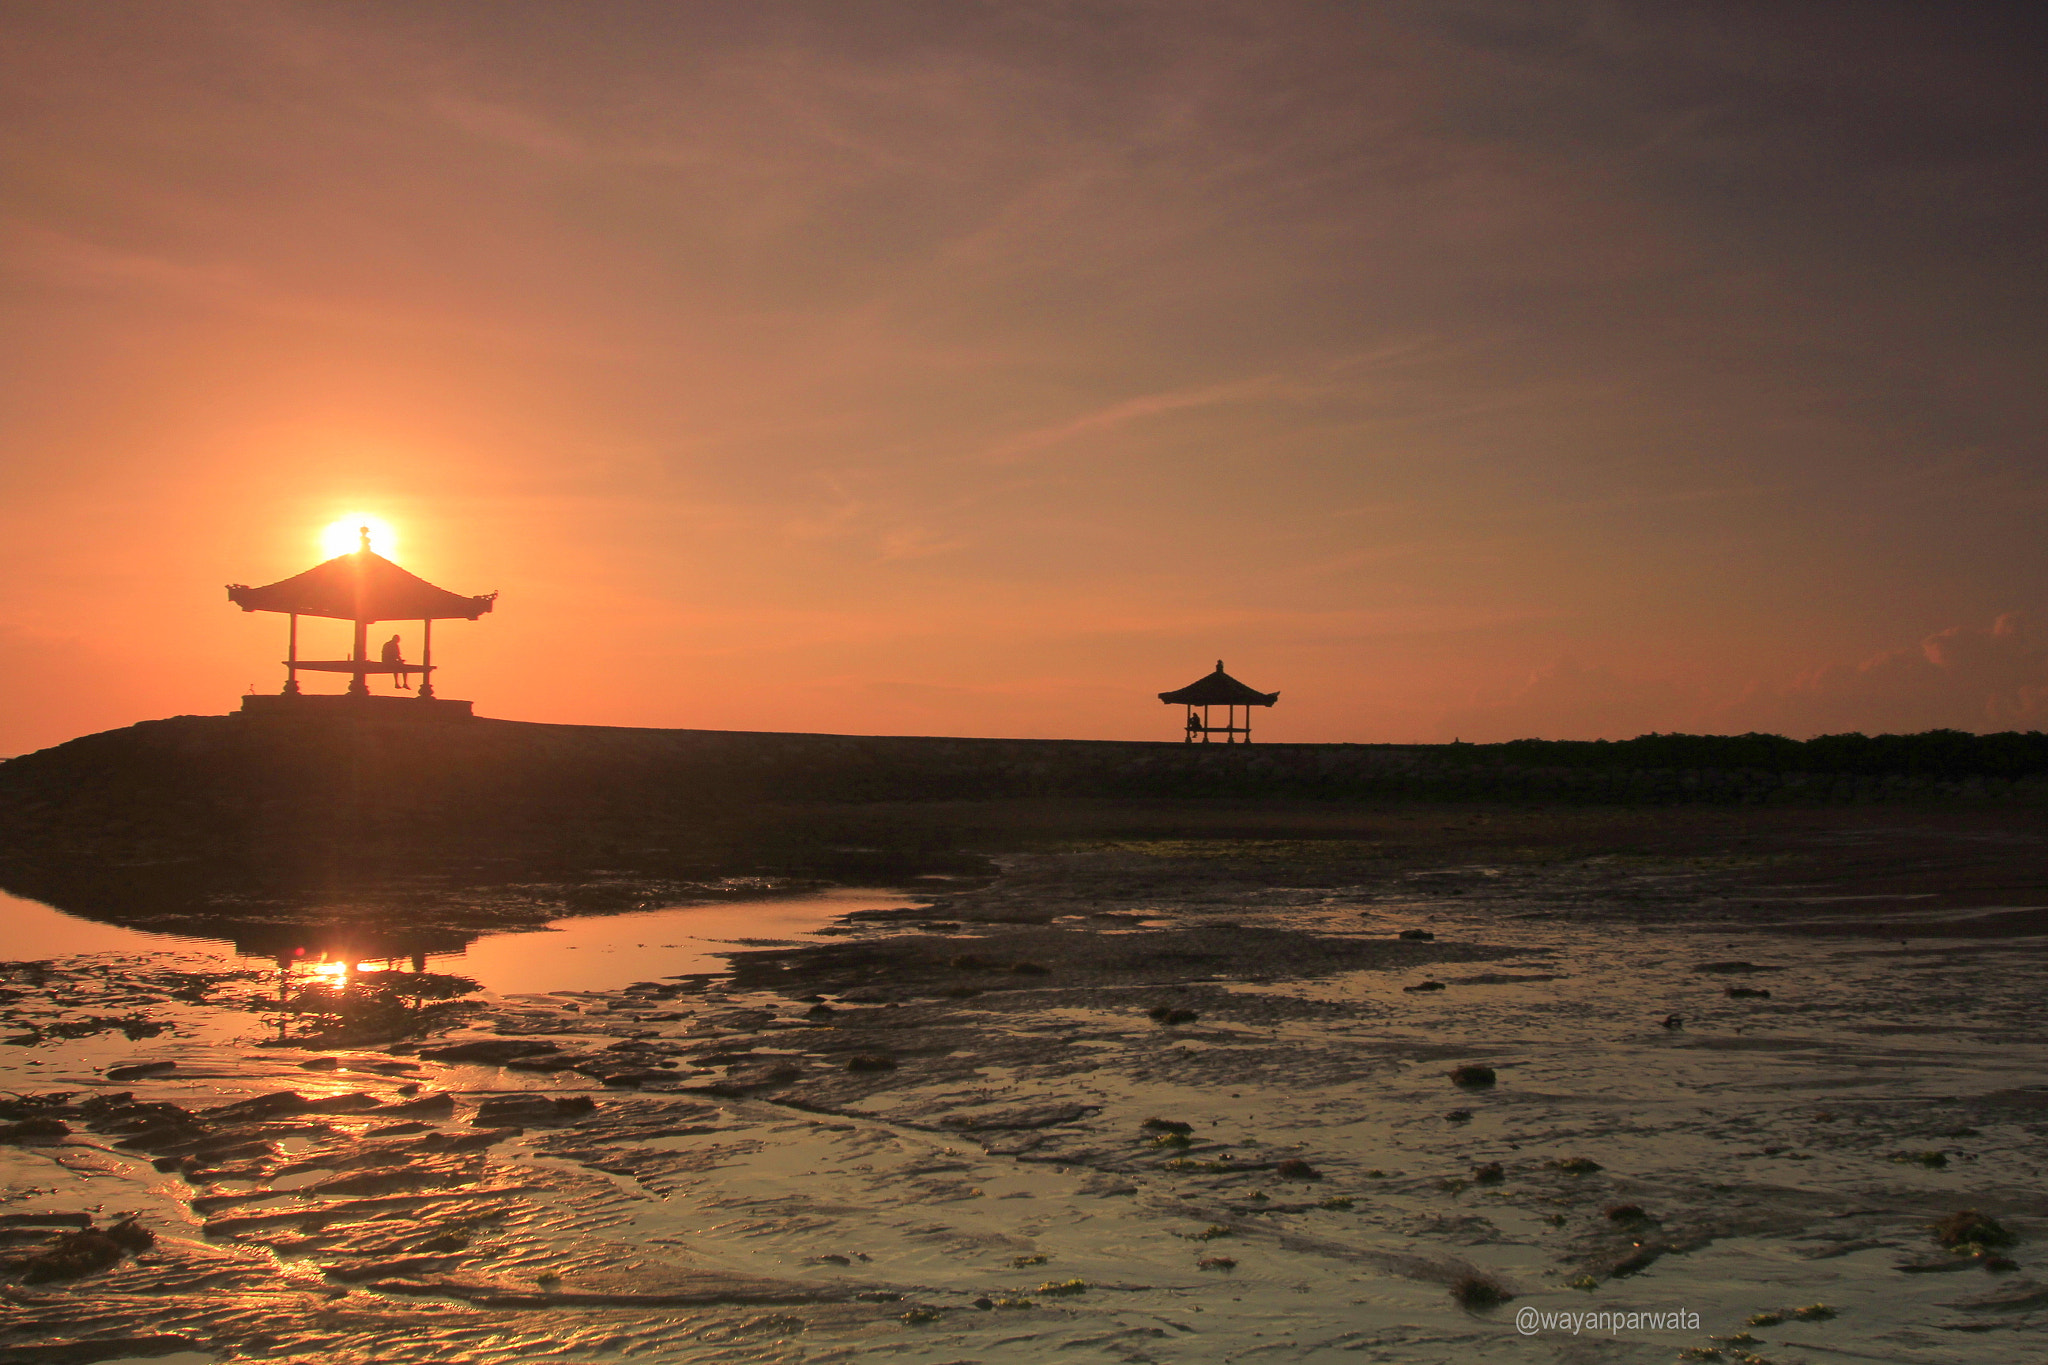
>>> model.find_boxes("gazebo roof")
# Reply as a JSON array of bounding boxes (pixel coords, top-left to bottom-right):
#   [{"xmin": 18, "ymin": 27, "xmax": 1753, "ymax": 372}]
[
  {"xmin": 227, "ymin": 541, "xmax": 496, "ymax": 623},
  {"xmin": 1158, "ymin": 661, "xmax": 1279, "ymax": 707}
]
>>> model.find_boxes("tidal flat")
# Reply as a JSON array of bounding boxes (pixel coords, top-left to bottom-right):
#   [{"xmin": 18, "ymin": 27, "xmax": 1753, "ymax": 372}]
[{"xmin": 1, "ymin": 801, "xmax": 2044, "ymax": 1364}]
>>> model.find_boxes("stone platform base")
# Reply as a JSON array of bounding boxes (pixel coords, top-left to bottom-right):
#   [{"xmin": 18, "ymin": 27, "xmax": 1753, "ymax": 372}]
[{"xmin": 238, "ymin": 693, "xmax": 475, "ymax": 721}]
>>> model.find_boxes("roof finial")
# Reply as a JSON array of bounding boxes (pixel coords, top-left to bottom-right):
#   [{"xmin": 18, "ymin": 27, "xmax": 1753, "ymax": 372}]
[
  {"xmin": 358, "ymin": 525, "xmax": 372, "ymax": 553},
  {"xmin": 1216, "ymin": 659, "xmax": 1225, "ymax": 672}
]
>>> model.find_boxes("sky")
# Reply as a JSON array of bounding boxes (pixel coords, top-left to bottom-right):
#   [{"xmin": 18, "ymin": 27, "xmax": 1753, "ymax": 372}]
[{"xmin": 3, "ymin": 1, "xmax": 2046, "ymax": 755}]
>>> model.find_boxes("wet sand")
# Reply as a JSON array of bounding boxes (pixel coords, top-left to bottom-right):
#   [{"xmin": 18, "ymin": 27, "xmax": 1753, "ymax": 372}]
[{"xmin": 2, "ymin": 801, "xmax": 2045, "ymax": 1363}]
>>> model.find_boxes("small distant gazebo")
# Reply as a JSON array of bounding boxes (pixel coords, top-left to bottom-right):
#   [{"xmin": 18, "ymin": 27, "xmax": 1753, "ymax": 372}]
[
  {"xmin": 1159, "ymin": 660, "xmax": 1279, "ymax": 743},
  {"xmin": 227, "ymin": 527, "xmax": 496, "ymax": 718}
]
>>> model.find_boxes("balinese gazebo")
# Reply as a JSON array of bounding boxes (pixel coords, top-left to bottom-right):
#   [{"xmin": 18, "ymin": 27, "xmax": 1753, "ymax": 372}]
[
  {"xmin": 1159, "ymin": 660, "xmax": 1279, "ymax": 743},
  {"xmin": 227, "ymin": 527, "xmax": 496, "ymax": 718}
]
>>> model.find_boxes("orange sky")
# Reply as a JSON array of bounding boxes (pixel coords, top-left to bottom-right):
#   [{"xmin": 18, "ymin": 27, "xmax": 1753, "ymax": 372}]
[{"xmin": 4, "ymin": 3, "xmax": 2047, "ymax": 756}]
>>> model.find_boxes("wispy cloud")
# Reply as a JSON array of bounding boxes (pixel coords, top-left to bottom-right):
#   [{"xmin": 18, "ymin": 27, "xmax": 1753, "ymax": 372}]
[{"xmin": 975, "ymin": 374, "xmax": 1283, "ymax": 464}]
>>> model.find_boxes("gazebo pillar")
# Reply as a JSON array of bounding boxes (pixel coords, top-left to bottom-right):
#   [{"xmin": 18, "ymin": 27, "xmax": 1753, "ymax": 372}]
[
  {"xmin": 348, "ymin": 617, "xmax": 370, "ymax": 696},
  {"xmin": 283, "ymin": 613, "xmax": 301, "ymax": 695},
  {"xmin": 417, "ymin": 619, "xmax": 435, "ymax": 699}
]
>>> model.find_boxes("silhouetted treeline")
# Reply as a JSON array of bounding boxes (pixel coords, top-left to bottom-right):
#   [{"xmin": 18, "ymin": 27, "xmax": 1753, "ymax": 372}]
[{"xmin": 1482, "ymin": 729, "xmax": 2048, "ymax": 780}]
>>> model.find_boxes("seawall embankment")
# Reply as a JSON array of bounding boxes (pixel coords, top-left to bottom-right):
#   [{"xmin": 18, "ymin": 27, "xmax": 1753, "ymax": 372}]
[{"xmin": 3, "ymin": 713, "xmax": 2044, "ymax": 887}]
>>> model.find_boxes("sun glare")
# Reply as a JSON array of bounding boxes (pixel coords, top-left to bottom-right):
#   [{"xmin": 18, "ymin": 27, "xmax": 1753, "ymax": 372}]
[{"xmin": 321, "ymin": 514, "xmax": 398, "ymax": 559}]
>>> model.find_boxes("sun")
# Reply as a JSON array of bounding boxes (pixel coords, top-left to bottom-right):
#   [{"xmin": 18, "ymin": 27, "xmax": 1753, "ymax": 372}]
[{"xmin": 320, "ymin": 514, "xmax": 398, "ymax": 559}]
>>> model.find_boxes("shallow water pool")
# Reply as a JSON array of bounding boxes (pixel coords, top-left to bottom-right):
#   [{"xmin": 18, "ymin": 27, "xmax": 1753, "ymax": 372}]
[{"xmin": 0, "ymin": 885, "xmax": 916, "ymax": 995}]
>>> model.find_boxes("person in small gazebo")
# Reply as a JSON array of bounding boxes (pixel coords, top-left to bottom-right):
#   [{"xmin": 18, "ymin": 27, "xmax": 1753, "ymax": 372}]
[{"xmin": 380, "ymin": 634, "xmax": 411, "ymax": 691}]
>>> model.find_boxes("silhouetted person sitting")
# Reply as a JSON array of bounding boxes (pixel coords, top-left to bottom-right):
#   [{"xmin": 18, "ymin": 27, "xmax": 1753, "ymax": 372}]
[{"xmin": 381, "ymin": 634, "xmax": 411, "ymax": 690}]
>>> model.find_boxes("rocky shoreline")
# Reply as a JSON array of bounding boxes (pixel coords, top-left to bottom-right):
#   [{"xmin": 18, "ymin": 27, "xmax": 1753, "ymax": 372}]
[{"xmin": 3, "ymin": 814, "xmax": 2046, "ymax": 1362}]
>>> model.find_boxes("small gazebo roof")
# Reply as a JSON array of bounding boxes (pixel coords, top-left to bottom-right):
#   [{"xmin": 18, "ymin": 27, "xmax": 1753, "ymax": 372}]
[
  {"xmin": 1159, "ymin": 660, "xmax": 1279, "ymax": 707},
  {"xmin": 227, "ymin": 536, "xmax": 496, "ymax": 622}
]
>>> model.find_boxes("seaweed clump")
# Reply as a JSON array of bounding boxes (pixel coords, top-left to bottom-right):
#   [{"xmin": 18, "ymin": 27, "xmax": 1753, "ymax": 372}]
[
  {"xmin": 1451, "ymin": 1274, "xmax": 1513, "ymax": 1309},
  {"xmin": 1932, "ymin": 1210, "xmax": 2015, "ymax": 1254},
  {"xmin": 6, "ymin": 1219, "xmax": 153, "ymax": 1283}
]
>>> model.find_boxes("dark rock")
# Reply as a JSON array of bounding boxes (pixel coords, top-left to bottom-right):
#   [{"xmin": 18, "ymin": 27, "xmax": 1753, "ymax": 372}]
[
  {"xmin": 411, "ymin": 1127, "xmax": 522, "ymax": 1153},
  {"xmin": 1450, "ymin": 1064, "xmax": 1495, "ymax": 1088},
  {"xmin": 1451, "ymin": 1273, "xmax": 1512, "ymax": 1308},
  {"xmin": 204, "ymin": 1091, "xmax": 312, "ymax": 1121},
  {"xmin": 846, "ymin": 1056, "xmax": 897, "ymax": 1072},
  {"xmin": 1605, "ymin": 1243, "xmax": 1666, "ymax": 1277},
  {"xmin": 1275, "ymin": 1159, "xmax": 1322, "ymax": 1180},
  {"xmin": 1399, "ymin": 930, "xmax": 1435, "ymax": 941},
  {"xmin": 104, "ymin": 1062, "xmax": 176, "ymax": 1081},
  {"xmin": 1472, "ymin": 1162, "xmax": 1505, "ymax": 1185},
  {"xmin": 187, "ymin": 1139, "xmax": 275, "ymax": 1167},
  {"xmin": 0, "ymin": 1336, "xmax": 201, "ymax": 1364},
  {"xmin": 0, "ymin": 1118, "xmax": 69, "ymax": 1143},
  {"xmin": 472, "ymin": 1094, "xmax": 595, "ymax": 1127},
  {"xmin": 939, "ymin": 1104, "xmax": 1097, "ymax": 1131},
  {"xmin": 8, "ymin": 1220, "xmax": 152, "ymax": 1283},
  {"xmin": 1404, "ymin": 981, "xmax": 1446, "ymax": 993},
  {"xmin": 416, "ymin": 1039, "xmax": 561, "ymax": 1064},
  {"xmin": 322, "ymin": 1255, "xmax": 467, "ymax": 1283}
]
